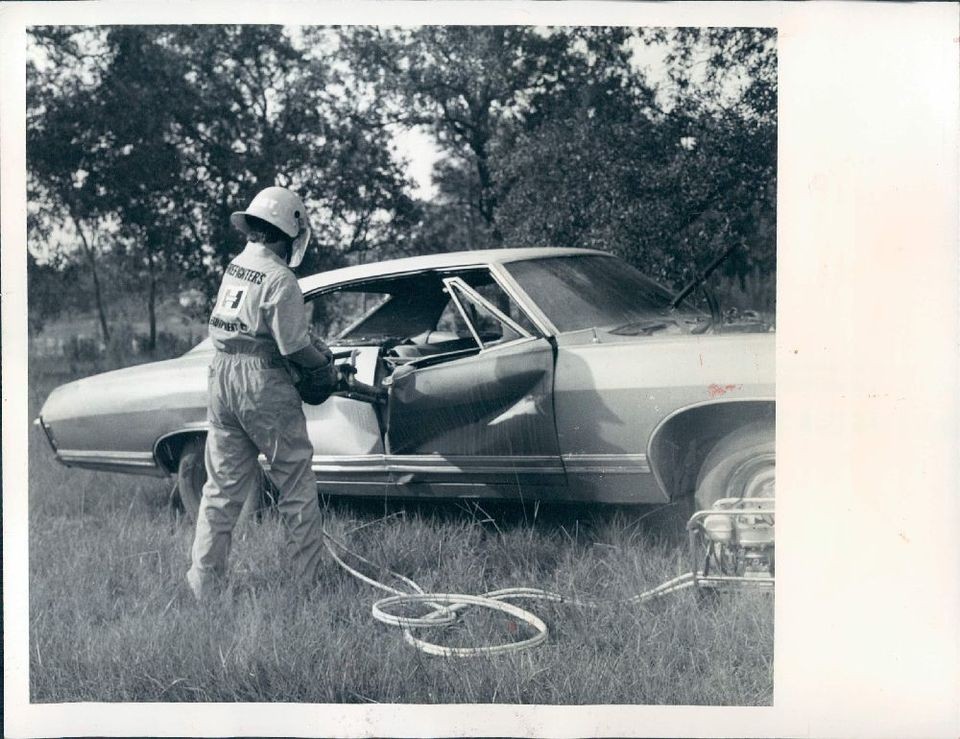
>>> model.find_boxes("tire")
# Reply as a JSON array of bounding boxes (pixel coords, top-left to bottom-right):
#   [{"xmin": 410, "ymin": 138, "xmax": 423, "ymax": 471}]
[
  {"xmin": 175, "ymin": 436, "xmax": 206, "ymax": 522},
  {"xmin": 174, "ymin": 436, "xmax": 268, "ymax": 523},
  {"xmin": 694, "ymin": 420, "xmax": 775, "ymax": 511}
]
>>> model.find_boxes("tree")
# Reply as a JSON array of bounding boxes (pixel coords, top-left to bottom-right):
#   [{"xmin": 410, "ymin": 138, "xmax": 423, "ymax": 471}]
[
  {"xmin": 630, "ymin": 26, "xmax": 777, "ymax": 285},
  {"xmin": 342, "ymin": 26, "xmax": 607, "ymax": 246},
  {"xmin": 344, "ymin": 25, "xmax": 776, "ymax": 293},
  {"xmin": 26, "ymin": 252, "xmax": 75, "ymax": 335},
  {"xmin": 639, "ymin": 27, "xmax": 777, "ymax": 124},
  {"xmin": 27, "ymin": 25, "xmax": 420, "ymax": 350},
  {"xmin": 27, "ymin": 24, "xmax": 778, "ymax": 352},
  {"xmin": 28, "ymin": 26, "xmax": 117, "ymax": 342},
  {"xmin": 493, "ymin": 27, "xmax": 777, "ymax": 291},
  {"xmin": 155, "ymin": 26, "xmax": 419, "ymax": 279}
]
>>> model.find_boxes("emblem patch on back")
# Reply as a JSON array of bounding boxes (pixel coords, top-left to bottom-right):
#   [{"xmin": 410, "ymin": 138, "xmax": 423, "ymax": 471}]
[{"xmin": 218, "ymin": 286, "xmax": 247, "ymax": 317}]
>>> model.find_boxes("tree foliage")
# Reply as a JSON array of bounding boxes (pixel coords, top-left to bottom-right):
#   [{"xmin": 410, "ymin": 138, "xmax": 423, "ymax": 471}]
[
  {"xmin": 27, "ymin": 25, "xmax": 777, "ymax": 348},
  {"xmin": 28, "ymin": 26, "xmax": 417, "ymax": 346},
  {"xmin": 342, "ymin": 26, "xmax": 629, "ymax": 246},
  {"xmin": 493, "ymin": 27, "xmax": 776, "ymax": 288},
  {"xmin": 341, "ymin": 25, "xmax": 776, "ymax": 291}
]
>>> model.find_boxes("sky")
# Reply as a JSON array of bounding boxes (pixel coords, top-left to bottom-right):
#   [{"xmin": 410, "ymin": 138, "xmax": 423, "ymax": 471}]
[{"xmin": 390, "ymin": 124, "xmax": 442, "ymax": 200}]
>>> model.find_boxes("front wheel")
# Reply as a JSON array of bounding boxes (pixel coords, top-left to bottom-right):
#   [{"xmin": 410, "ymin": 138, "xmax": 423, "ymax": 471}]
[
  {"xmin": 174, "ymin": 436, "xmax": 269, "ymax": 523},
  {"xmin": 694, "ymin": 420, "xmax": 775, "ymax": 511}
]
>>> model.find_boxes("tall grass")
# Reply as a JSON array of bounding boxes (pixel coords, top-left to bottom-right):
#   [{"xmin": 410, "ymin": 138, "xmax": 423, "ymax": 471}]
[{"xmin": 28, "ymin": 362, "xmax": 773, "ymax": 705}]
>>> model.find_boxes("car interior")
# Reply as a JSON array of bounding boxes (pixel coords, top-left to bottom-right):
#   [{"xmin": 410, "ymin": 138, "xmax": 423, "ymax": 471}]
[{"xmin": 305, "ymin": 268, "xmax": 539, "ymax": 377}]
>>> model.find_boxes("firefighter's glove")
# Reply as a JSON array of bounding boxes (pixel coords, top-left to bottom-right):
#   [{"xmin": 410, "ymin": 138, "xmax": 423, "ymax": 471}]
[
  {"xmin": 296, "ymin": 359, "xmax": 338, "ymax": 406},
  {"xmin": 294, "ymin": 337, "xmax": 338, "ymax": 406}
]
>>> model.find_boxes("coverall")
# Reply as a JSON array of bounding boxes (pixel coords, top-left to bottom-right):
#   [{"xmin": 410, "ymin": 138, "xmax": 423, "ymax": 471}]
[{"xmin": 187, "ymin": 242, "xmax": 324, "ymax": 599}]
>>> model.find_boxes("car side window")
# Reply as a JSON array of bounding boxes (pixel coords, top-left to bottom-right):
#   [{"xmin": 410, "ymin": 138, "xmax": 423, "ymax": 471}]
[
  {"xmin": 442, "ymin": 277, "xmax": 529, "ymax": 349},
  {"xmin": 307, "ymin": 288, "xmax": 390, "ymax": 341},
  {"xmin": 467, "ymin": 281, "xmax": 539, "ymax": 336},
  {"xmin": 436, "ymin": 300, "xmax": 471, "ymax": 337},
  {"xmin": 301, "ymin": 268, "xmax": 538, "ymax": 353},
  {"xmin": 438, "ymin": 270, "xmax": 539, "ymax": 336}
]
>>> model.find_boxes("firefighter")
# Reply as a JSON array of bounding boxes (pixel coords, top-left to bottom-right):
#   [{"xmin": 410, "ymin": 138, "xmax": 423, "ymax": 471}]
[{"xmin": 186, "ymin": 186, "xmax": 336, "ymax": 601}]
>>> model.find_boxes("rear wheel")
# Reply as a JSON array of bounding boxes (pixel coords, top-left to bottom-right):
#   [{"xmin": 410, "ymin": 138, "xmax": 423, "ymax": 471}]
[
  {"xmin": 174, "ymin": 436, "xmax": 269, "ymax": 523},
  {"xmin": 175, "ymin": 437, "xmax": 205, "ymax": 522},
  {"xmin": 694, "ymin": 420, "xmax": 775, "ymax": 511}
]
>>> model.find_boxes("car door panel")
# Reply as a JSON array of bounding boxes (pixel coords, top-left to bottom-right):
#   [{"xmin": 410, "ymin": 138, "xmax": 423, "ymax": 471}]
[
  {"xmin": 384, "ymin": 337, "xmax": 565, "ymax": 490},
  {"xmin": 303, "ymin": 344, "xmax": 389, "ymax": 490}
]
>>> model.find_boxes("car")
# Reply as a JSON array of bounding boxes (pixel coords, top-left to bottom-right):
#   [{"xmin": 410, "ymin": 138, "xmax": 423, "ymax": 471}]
[{"xmin": 36, "ymin": 247, "xmax": 774, "ymax": 518}]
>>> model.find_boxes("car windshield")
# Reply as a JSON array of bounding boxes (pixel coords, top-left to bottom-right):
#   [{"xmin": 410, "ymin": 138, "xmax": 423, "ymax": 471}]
[{"xmin": 505, "ymin": 255, "xmax": 699, "ymax": 333}]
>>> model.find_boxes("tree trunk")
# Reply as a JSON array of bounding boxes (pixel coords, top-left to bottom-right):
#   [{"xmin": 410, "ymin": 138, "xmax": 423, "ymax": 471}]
[
  {"xmin": 70, "ymin": 210, "xmax": 110, "ymax": 344},
  {"xmin": 147, "ymin": 246, "xmax": 157, "ymax": 352},
  {"xmin": 471, "ymin": 135, "xmax": 502, "ymax": 245}
]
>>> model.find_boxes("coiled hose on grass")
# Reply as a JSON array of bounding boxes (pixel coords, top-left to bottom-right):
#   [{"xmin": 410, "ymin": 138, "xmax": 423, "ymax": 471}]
[{"xmin": 322, "ymin": 527, "xmax": 695, "ymax": 658}]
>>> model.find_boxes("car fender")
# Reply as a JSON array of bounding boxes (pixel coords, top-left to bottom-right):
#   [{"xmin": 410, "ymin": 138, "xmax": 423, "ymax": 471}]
[
  {"xmin": 153, "ymin": 423, "xmax": 210, "ymax": 474},
  {"xmin": 553, "ymin": 332, "xmax": 774, "ymax": 503}
]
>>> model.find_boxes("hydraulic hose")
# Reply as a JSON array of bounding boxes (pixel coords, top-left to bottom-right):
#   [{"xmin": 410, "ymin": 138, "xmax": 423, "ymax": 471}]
[{"xmin": 321, "ymin": 527, "xmax": 696, "ymax": 658}]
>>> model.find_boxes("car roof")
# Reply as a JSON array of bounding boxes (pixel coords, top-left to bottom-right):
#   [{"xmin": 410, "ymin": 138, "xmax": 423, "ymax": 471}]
[{"xmin": 298, "ymin": 247, "xmax": 610, "ymax": 293}]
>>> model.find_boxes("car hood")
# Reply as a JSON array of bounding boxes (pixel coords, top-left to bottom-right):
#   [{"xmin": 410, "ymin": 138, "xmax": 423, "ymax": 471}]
[{"xmin": 555, "ymin": 328, "xmax": 775, "ymax": 395}]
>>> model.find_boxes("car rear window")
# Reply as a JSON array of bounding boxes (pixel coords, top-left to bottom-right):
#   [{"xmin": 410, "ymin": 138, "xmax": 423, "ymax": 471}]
[{"xmin": 504, "ymin": 255, "xmax": 679, "ymax": 333}]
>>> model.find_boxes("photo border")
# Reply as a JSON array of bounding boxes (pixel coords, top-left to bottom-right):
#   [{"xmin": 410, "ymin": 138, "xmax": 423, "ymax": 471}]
[{"xmin": 3, "ymin": 2, "xmax": 958, "ymax": 737}]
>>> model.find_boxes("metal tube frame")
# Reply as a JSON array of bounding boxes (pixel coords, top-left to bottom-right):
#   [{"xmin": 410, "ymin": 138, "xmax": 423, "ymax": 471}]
[{"xmin": 686, "ymin": 497, "xmax": 775, "ymax": 591}]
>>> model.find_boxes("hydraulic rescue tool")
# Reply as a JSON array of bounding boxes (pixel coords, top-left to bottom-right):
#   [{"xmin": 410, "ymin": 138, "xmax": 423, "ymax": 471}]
[
  {"xmin": 294, "ymin": 342, "xmax": 386, "ymax": 407},
  {"xmin": 329, "ymin": 349, "xmax": 387, "ymax": 405}
]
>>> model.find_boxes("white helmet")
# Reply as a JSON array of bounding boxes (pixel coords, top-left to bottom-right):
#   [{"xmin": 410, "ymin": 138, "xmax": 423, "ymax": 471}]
[{"xmin": 230, "ymin": 186, "xmax": 312, "ymax": 269}]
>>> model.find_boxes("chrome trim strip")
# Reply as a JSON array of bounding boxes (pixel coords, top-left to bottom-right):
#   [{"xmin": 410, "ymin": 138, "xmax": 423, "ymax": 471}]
[
  {"xmin": 478, "ymin": 335, "xmax": 541, "ymax": 356},
  {"xmin": 310, "ymin": 454, "xmax": 387, "ymax": 474},
  {"xmin": 389, "ymin": 455, "xmax": 564, "ymax": 475},
  {"xmin": 313, "ymin": 465, "xmax": 387, "ymax": 474},
  {"xmin": 302, "ymin": 454, "xmax": 565, "ymax": 476},
  {"xmin": 301, "ymin": 262, "xmax": 493, "ymax": 300},
  {"xmin": 404, "ymin": 336, "xmax": 541, "ymax": 372},
  {"xmin": 388, "ymin": 454, "xmax": 558, "ymax": 465},
  {"xmin": 57, "ymin": 449, "xmax": 157, "ymax": 467},
  {"xmin": 313, "ymin": 454, "xmax": 386, "ymax": 463},
  {"xmin": 389, "ymin": 465, "xmax": 565, "ymax": 475},
  {"xmin": 562, "ymin": 453, "xmax": 651, "ymax": 474}
]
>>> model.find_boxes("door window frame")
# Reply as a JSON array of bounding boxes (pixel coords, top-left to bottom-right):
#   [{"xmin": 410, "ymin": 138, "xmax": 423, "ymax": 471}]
[
  {"xmin": 300, "ymin": 264, "xmax": 550, "ymax": 358},
  {"xmin": 441, "ymin": 276, "xmax": 535, "ymax": 351}
]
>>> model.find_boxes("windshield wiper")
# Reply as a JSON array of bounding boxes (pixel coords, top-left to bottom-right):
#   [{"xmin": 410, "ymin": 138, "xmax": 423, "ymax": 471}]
[{"xmin": 671, "ymin": 243, "xmax": 740, "ymax": 309}]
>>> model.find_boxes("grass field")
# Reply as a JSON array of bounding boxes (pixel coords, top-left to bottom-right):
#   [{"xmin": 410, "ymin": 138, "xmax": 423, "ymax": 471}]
[{"xmin": 28, "ymin": 358, "xmax": 773, "ymax": 705}]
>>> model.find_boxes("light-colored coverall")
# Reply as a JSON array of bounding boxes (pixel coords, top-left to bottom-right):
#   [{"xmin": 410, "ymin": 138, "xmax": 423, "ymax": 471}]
[{"xmin": 187, "ymin": 242, "xmax": 324, "ymax": 599}]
